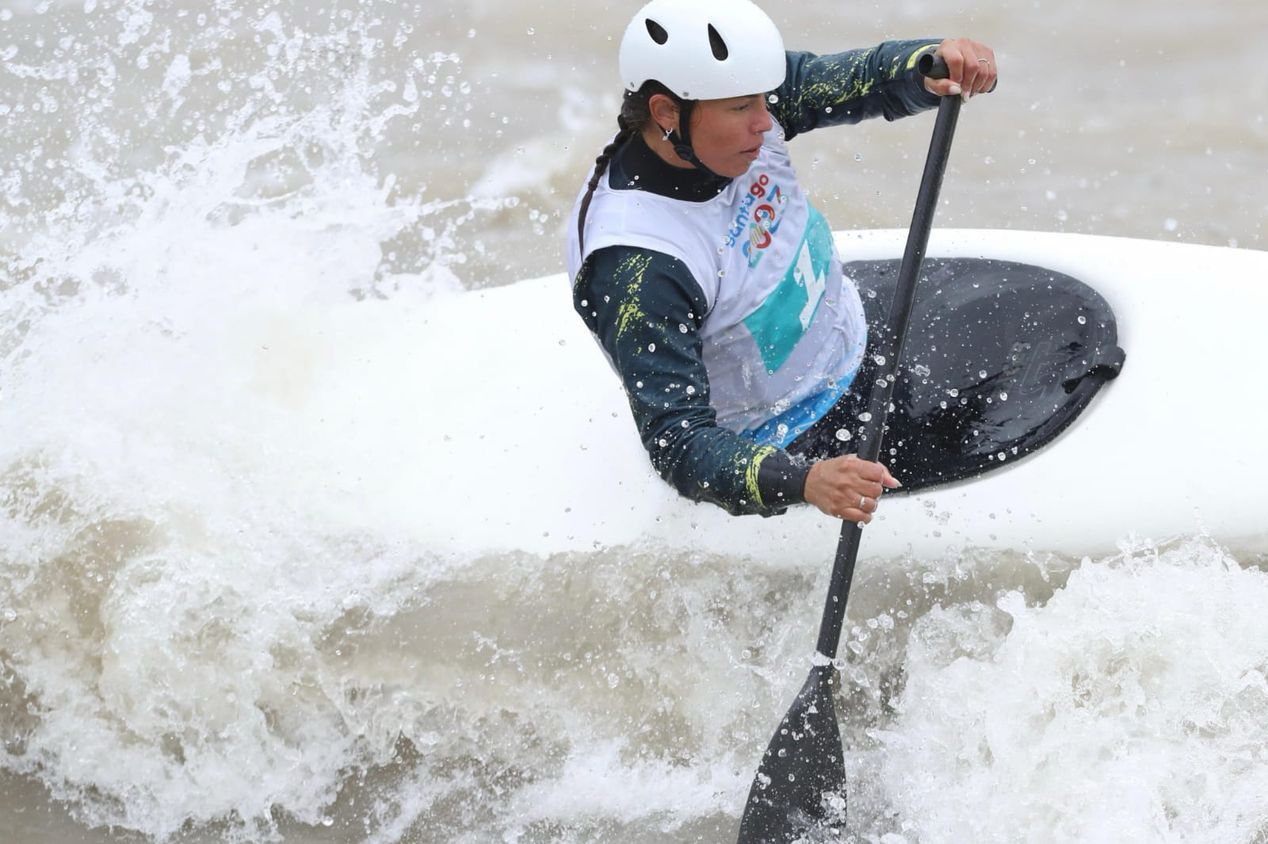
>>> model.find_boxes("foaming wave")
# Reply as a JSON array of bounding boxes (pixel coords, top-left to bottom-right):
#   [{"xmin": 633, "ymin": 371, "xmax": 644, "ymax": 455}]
[
  {"xmin": 0, "ymin": 3, "xmax": 514, "ymax": 840},
  {"xmin": 879, "ymin": 537, "xmax": 1268, "ymax": 842}
]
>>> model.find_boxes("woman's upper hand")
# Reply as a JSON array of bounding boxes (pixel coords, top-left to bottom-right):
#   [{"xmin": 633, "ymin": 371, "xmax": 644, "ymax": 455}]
[
  {"xmin": 923, "ymin": 38, "xmax": 997, "ymax": 101},
  {"xmin": 803, "ymin": 455, "xmax": 902, "ymax": 524}
]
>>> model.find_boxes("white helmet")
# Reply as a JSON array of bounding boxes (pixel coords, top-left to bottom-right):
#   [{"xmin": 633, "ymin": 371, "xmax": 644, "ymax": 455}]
[{"xmin": 618, "ymin": 0, "xmax": 786, "ymax": 101}]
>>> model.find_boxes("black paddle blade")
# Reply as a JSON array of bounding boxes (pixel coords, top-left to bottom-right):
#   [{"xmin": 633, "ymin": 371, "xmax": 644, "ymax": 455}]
[{"xmin": 737, "ymin": 664, "xmax": 847, "ymax": 843}]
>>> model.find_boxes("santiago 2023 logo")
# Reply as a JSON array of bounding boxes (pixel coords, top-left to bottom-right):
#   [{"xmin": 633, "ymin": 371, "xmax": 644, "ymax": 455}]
[{"xmin": 725, "ymin": 173, "xmax": 783, "ymax": 269}]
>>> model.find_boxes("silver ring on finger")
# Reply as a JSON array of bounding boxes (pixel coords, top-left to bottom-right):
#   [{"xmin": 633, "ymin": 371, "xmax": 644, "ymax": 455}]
[{"xmin": 859, "ymin": 495, "xmax": 867, "ymax": 511}]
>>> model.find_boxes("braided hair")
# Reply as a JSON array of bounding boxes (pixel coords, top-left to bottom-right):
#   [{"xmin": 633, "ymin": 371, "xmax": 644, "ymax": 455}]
[{"xmin": 575, "ymin": 81, "xmax": 684, "ymax": 262}]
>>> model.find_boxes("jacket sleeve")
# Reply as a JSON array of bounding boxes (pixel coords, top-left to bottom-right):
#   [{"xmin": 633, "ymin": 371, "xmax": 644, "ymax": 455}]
[
  {"xmin": 573, "ymin": 245, "xmax": 809, "ymax": 517},
  {"xmin": 770, "ymin": 40, "xmax": 943, "ymax": 141}
]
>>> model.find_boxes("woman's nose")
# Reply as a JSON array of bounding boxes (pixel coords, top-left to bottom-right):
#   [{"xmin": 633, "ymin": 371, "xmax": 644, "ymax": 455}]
[{"xmin": 754, "ymin": 107, "xmax": 773, "ymax": 134}]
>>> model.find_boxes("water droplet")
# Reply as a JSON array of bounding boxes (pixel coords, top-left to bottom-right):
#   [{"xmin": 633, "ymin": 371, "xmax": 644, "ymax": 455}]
[
  {"xmin": 647, "ymin": 342, "xmax": 656, "ymax": 352},
  {"xmin": 835, "ymin": 428, "xmax": 852, "ymax": 441},
  {"xmin": 1077, "ymin": 315, "xmax": 1087, "ymax": 325},
  {"xmin": 526, "ymin": 26, "xmax": 535, "ymax": 35},
  {"xmin": 857, "ymin": 412, "xmax": 873, "ymax": 422}
]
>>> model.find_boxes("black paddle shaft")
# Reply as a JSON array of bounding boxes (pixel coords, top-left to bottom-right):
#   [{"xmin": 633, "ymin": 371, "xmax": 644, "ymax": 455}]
[{"xmin": 815, "ymin": 70, "xmax": 960, "ymax": 659}]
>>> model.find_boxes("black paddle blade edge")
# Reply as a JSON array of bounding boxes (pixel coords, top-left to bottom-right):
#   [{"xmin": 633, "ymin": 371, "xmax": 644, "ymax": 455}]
[{"xmin": 737, "ymin": 665, "xmax": 847, "ymax": 843}]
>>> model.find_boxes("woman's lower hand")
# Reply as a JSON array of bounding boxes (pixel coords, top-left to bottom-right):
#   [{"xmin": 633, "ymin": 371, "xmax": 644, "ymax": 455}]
[{"xmin": 803, "ymin": 455, "xmax": 902, "ymax": 524}]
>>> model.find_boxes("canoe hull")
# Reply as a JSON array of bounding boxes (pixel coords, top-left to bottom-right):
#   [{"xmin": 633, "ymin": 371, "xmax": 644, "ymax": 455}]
[{"xmin": 418, "ymin": 230, "xmax": 1268, "ymax": 563}]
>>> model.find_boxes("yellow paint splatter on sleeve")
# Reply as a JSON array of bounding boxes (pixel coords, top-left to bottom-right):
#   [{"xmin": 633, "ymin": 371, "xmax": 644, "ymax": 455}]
[
  {"xmin": 744, "ymin": 446, "xmax": 777, "ymax": 508},
  {"xmin": 614, "ymin": 253, "xmax": 651, "ymax": 341},
  {"xmin": 792, "ymin": 50, "xmax": 876, "ymax": 111}
]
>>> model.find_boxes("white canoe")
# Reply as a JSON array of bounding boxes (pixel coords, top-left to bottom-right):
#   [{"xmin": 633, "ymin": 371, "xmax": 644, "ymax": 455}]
[{"xmin": 415, "ymin": 229, "xmax": 1268, "ymax": 563}]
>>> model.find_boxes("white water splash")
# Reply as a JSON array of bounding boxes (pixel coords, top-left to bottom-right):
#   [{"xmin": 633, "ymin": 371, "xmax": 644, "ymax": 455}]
[{"xmin": 879, "ymin": 538, "xmax": 1268, "ymax": 842}]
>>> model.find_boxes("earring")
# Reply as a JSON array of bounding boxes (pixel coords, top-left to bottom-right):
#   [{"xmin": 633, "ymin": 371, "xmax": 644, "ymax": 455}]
[{"xmin": 662, "ymin": 125, "xmax": 673, "ymax": 141}]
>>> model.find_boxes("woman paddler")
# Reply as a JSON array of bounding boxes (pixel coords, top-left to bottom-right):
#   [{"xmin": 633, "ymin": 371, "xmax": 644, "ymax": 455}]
[{"xmin": 565, "ymin": 0, "xmax": 997, "ymax": 522}]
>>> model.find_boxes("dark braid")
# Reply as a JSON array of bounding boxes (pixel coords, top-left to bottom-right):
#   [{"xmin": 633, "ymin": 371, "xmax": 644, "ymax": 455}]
[
  {"xmin": 576, "ymin": 82, "xmax": 682, "ymax": 262},
  {"xmin": 576, "ymin": 116, "xmax": 632, "ymax": 261}
]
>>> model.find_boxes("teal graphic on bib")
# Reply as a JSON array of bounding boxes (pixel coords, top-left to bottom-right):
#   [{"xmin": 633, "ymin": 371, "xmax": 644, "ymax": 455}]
[{"xmin": 742, "ymin": 205, "xmax": 833, "ymax": 374}]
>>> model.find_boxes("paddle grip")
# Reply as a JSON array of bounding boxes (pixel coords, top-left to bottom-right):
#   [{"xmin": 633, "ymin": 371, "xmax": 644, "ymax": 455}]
[{"xmin": 919, "ymin": 53, "xmax": 950, "ymax": 79}]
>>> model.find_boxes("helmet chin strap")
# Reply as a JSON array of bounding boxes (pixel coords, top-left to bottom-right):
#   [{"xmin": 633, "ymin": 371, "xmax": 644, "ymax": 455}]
[{"xmin": 665, "ymin": 101, "xmax": 722, "ymax": 179}]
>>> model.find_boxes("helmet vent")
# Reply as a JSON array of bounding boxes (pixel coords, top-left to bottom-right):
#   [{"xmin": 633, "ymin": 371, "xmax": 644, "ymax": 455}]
[
  {"xmin": 645, "ymin": 19, "xmax": 669, "ymax": 45},
  {"xmin": 707, "ymin": 24, "xmax": 729, "ymax": 61}
]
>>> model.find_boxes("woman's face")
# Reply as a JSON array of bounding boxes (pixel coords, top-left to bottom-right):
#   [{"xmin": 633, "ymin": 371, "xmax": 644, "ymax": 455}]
[{"xmin": 687, "ymin": 94, "xmax": 773, "ymax": 178}]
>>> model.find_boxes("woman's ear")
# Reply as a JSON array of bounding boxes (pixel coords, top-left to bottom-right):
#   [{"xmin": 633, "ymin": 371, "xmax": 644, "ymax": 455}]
[{"xmin": 647, "ymin": 93, "xmax": 680, "ymax": 135}]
